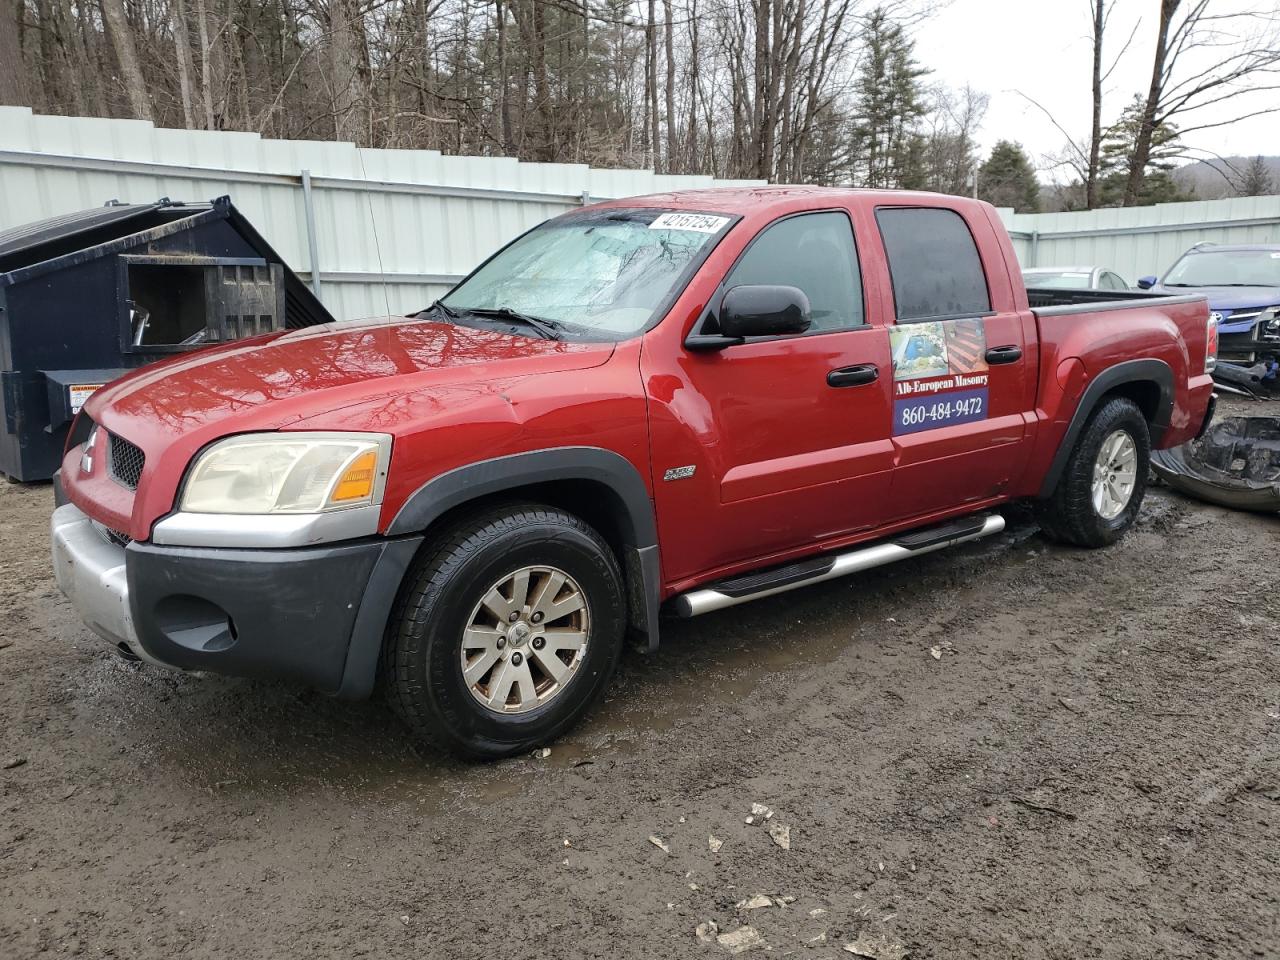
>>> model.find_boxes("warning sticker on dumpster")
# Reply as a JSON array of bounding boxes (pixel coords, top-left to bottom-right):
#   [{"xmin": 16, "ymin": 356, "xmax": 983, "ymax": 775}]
[
  {"xmin": 648, "ymin": 212, "xmax": 730, "ymax": 234},
  {"xmin": 68, "ymin": 383, "xmax": 103, "ymax": 414},
  {"xmin": 889, "ymin": 319, "xmax": 990, "ymax": 435}
]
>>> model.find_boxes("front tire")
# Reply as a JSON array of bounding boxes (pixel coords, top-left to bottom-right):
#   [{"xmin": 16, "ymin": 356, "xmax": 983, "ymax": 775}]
[
  {"xmin": 384, "ymin": 504, "xmax": 626, "ymax": 759},
  {"xmin": 1036, "ymin": 396, "xmax": 1151, "ymax": 548}
]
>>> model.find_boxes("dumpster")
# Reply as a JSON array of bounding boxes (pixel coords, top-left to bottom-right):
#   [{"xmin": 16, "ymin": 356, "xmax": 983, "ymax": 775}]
[{"xmin": 0, "ymin": 196, "xmax": 334, "ymax": 481}]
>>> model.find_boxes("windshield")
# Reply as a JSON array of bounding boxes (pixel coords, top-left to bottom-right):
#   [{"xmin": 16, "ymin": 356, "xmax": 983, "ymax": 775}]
[
  {"xmin": 1163, "ymin": 249, "xmax": 1280, "ymax": 288},
  {"xmin": 1024, "ymin": 270, "xmax": 1091, "ymax": 289},
  {"xmin": 439, "ymin": 208, "xmax": 733, "ymax": 340}
]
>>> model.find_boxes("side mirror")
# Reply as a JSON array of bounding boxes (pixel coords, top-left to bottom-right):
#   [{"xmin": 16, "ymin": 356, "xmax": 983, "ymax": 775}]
[
  {"xmin": 719, "ymin": 284, "xmax": 812, "ymax": 339},
  {"xmin": 1137, "ymin": 275, "xmax": 1157, "ymax": 290}
]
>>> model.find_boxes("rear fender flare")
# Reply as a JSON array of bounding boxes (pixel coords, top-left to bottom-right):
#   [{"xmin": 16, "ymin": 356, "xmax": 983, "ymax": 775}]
[
  {"xmin": 387, "ymin": 447, "xmax": 662, "ymax": 651},
  {"xmin": 1037, "ymin": 358, "xmax": 1173, "ymax": 499}
]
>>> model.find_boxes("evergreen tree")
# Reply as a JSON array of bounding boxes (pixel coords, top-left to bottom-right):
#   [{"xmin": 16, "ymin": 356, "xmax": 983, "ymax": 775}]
[
  {"xmin": 850, "ymin": 8, "xmax": 928, "ymax": 188},
  {"xmin": 978, "ymin": 140, "xmax": 1040, "ymax": 211},
  {"xmin": 1098, "ymin": 95, "xmax": 1191, "ymax": 206},
  {"xmin": 1239, "ymin": 156, "xmax": 1274, "ymax": 197}
]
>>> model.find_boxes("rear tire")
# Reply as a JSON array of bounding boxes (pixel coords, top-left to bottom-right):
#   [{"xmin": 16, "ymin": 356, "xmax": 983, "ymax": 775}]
[
  {"xmin": 384, "ymin": 504, "xmax": 626, "ymax": 760},
  {"xmin": 1036, "ymin": 396, "xmax": 1150, "ymax": 548}
]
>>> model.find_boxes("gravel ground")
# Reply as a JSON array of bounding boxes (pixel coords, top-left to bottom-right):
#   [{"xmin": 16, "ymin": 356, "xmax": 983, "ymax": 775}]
[{"xmin": 2, "ymin": 402, "xmax": 1279, "ymax": 960}]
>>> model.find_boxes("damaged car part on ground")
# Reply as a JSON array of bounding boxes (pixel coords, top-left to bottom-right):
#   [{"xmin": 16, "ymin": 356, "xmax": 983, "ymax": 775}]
[
  {"xmin": 1151, "ymin": 416, "xmax": 1280, "ymax": 513},
  {"xmin": 1211, "ymin": 359, "xmax": 1279, "ymax": 399}
]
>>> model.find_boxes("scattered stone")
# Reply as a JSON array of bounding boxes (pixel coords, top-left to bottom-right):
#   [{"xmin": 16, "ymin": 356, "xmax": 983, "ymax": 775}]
[
  {"xmin": 695, "ymin": 921, "xmax": 719, "ymax": 944},
  {"xmin": 744, "ymin": 816, "xmax": 754, "ymax": 825},
  {"xmin": 929, "ymin": 646, "xmax": 943, "ymax": 660},
  {"xmin": 1267, "ymin": 708, "xmax": 1280, "ymax": 720},
  {"xmin": 844, "ymin": 932, "xmax": 907, "ymax": 960},
  {"xmin": 533, "ymin": 747, "xmax": 552, "ymax": 759},
  {"xmin": 736, "ymin": 894, "xmax": 774, "ymax": 911},
  {"xmin": 689, "ymin": 883, "xmax": 699, "ymax": 891},
  {"xmin": 60, "ymin": 786, "xmax": 77, "ymax": 801},
  {"xmin": 809, "ymin": 908, "xmax": 827, "ymax": 918},
  {"xmin": 750, "ymin": 802, "xmax": 773, "ymax": 819},
  {"xmin": 648, "ymin": 835, "xmax": 670, "ymax": 854},
  {"xmin": 562, "ymin": 859, "xmax": 569, "ymax": 866},
  {"xmin": 807, "ymin": 931, "xmax": 828, "ymax": 944},
  {"xmin": 3, "ymin": 757, "xmax": 26, "ymax": 770},
  {"xmin": 399, "ymin": 915, "xmax": 410, "ymax": 925},
  {"xmin": 563, "ymin": 838, "xmax": 571, "ymax": 847},
  {"xmin": 708, "ymin": 835, "xmax": 724, "ymax": 853},
  {"xmin": 767, "ymin": 821, "xmax": 790, "ymax": 850},
  {"xmin": 0, "ymin": 640, "xmax": 12, "ymax": 651},
  {"xmin": 716, "ymin": 925, "xmax": 763, "ymax": 954},
  {"xmin": 679, "ymin": 815, "xmax": 687, "ymax": 823}
]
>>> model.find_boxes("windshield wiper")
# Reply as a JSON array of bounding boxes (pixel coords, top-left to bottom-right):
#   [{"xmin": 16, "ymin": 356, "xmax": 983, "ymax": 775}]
[
  {"xmin": 417, "ymin": 299, "xmax": 460, "ymax": 322},
  {"xmin": 458, "ymin": 306, "xmax": 564, "ymax": 340}
]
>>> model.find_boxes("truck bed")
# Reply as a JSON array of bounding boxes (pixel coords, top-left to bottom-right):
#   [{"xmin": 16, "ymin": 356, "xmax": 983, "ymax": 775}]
[{"xmin": 1025, "ymin": 287, "xmax": 1199, "ymax": 312}]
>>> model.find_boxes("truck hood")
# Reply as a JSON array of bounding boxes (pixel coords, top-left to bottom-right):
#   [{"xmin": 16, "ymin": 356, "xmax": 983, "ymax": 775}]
[{"xmin": 87, "ymin": 316, "xmax": 616, "ymax": 443}]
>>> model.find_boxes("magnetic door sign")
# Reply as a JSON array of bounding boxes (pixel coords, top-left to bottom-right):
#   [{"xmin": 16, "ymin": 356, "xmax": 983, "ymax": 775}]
[{"xmin": 889, "ymin": 318, "xmax": 989, "ymax": 436}]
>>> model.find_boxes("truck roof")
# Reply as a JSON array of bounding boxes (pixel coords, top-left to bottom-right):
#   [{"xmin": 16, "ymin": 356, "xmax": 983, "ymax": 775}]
[{"xmin": 592, "ymin": 185, "xmax": 984, "ymax": 216}]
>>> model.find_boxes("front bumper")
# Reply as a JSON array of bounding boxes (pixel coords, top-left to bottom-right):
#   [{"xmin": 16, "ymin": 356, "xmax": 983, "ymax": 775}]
[
  {"xmin": 51, "ymin": 503, "xmax": 158, "ymax": 664},
  {"xmin": 51, "ymin": 503, "xmax": 421, "ymax": 698}
]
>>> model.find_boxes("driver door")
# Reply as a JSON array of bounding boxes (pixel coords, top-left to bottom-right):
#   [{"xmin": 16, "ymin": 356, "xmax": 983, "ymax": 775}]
[{"xmin": 644, "ymin": 209, "xmax": 896, "ymax": 583}]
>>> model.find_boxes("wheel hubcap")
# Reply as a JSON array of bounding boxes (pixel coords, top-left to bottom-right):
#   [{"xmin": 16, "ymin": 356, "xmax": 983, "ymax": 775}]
[
  {"xmin": 460, "ymin": 565, "xmax": 590, "ymax": 715},
  {"xmin": 1092, "ymin": 429, "xmax": 1138, "ymax": 520}
]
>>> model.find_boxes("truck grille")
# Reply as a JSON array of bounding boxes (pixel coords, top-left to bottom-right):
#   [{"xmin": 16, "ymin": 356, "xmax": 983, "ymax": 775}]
[
  {"xmin": 108, "ymin": 434, "xmax": 145, "ymax": 489},
  {"xmin": 91, "ymin": 520, "xmax": 133, "ymax": 547}
]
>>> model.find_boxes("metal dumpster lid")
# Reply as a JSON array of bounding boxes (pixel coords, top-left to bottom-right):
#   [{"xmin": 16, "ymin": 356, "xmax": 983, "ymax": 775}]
[{"xmin": 0, "ymin": 201, "xmax": 172, "ymax": 261}]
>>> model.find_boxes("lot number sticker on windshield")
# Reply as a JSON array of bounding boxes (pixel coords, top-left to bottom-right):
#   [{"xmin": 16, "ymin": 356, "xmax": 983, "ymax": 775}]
[
  {"xmin": 648, "ymin": 213, "xmax": 730, "ymax": 234},
  {"xmin": 889, "ymin": 318, "xmax": 990, "ymax": 435}
]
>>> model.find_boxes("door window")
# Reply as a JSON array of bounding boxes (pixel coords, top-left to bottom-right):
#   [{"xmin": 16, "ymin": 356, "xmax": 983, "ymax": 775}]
[
  {"xmin": 723, "ymin": 211, "xmax": 864, "ymax": 333},
  {"xmin": 876, "ymin": 208, "xmax": 991, "ymax": 321}
]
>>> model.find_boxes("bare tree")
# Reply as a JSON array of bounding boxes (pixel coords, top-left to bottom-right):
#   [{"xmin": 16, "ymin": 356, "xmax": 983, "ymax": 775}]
[
  {"xmin": 0, "ymin": 0, "xmax": 28, "ymax": 106},
  {"xmin": 1125, "ymin": 0, "xmax": 1280, "ymax": 205},
  {"xmin": 100, "ymin": 0, "xmax": 154, "ymax": 120}
]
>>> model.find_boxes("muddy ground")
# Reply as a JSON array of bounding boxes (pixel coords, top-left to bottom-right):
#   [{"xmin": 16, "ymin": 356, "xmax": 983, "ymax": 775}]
[{"xmin": 3, "ymin": 402, "xmax": 1279, "ymax": 960}]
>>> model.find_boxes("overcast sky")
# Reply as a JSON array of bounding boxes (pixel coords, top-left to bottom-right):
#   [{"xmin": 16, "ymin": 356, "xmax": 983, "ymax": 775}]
[{"xmin": 914, "ymin": 0, "xmax": 1280, "ymax": 179}]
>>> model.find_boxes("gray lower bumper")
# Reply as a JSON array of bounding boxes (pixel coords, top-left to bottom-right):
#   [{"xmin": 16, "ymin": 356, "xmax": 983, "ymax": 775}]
[
  {"xmin": 51, "ymin": 501, "xmax": 423, "ymax": 698},
  {"xmin": 50, "ymin": 503, "xmax": 166, "ymax": 666}
]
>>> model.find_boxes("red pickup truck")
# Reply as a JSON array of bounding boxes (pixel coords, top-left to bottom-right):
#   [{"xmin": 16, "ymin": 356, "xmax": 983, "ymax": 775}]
[{"xmin": 51, "ymin": 187, "xmax": 1216, "ymax": 758}]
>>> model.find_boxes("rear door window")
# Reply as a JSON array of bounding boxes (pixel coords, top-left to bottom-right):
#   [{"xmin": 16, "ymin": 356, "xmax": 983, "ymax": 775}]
[{"xmin": 876, "ymin": 208, "xmax": 991, "ymax": 322}]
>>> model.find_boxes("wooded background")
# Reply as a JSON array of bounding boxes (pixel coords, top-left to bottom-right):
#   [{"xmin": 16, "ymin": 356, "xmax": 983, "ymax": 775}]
[{"xmin": 1, "ymin": 0, "xmax": 1277, "ymax": 210}]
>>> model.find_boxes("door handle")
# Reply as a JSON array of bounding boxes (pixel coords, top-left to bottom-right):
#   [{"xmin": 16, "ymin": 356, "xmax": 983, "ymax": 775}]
[
  {"xmin": 827, "ymin": 363, "xmax": 879, "ymax": 388},
  {"xmin": 985, "ymin": 345, "xmax": 1023, "ymax": 364}
]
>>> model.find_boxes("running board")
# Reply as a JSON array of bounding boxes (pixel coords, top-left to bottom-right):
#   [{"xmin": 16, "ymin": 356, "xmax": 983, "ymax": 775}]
[{"xmin": 670, "ymin": 513, "xmax": 1005, "ymax": 617}]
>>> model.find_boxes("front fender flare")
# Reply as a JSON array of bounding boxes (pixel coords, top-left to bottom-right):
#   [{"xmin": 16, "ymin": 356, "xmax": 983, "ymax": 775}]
[{"xmin": 387, "ymin": 447, "xmax": 662, "ymax": 651}]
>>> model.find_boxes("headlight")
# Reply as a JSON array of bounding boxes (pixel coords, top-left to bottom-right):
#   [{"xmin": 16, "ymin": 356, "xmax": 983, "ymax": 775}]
[{"xmin": 180, "ymin": 432, "xmax": 391, "ymax": 514}]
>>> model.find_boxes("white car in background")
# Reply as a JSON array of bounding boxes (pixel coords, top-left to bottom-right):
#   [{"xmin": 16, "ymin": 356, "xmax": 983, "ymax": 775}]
[{"xmin": 1023, "ymin": 265, "xmax": 1131, "ymax": 292}]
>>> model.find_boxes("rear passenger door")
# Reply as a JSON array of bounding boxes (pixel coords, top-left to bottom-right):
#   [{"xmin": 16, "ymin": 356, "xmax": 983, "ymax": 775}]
[{"xmin": 871, "ymin": 205, "xmax": 1035, "ymax": 521}]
